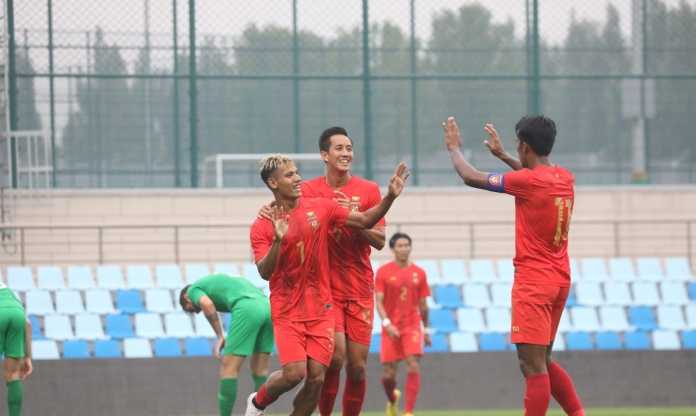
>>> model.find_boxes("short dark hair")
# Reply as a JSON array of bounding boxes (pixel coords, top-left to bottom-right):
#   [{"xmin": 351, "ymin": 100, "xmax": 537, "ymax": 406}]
[
  {"xmin": 318, "ymin": 126, "xmax": 352, "ymax": 153},
  {"xmin": 515, "ymin": 115, "xmax": 557, "ymax": 156},
  {"xmin": 389, "ymin": 232, "xmax": 412, "ymax": 248},
  {"xmin": 179, "ymin": 285, "xmax": 191, "ymax": 311}
]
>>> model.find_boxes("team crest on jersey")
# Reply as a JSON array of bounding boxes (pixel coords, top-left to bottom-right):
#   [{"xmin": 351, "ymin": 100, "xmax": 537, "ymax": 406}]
[
  {"xmin": 488, "ymin": 175, "xmax": 502, "ymax": 186},
  {"xmin": 306, "ymin": 211, "xmax": 319, "ymax": 229},
  {"xmin": 350, "ymin": 196, "xmax": 361, "ymax": 212},
  {"xmin": 390, "ymin": 276, "xmax": 397, "ymax": 281},
  {"xmin": 412, "ymin": 273, "xmax": 419, "ymax": 284}
]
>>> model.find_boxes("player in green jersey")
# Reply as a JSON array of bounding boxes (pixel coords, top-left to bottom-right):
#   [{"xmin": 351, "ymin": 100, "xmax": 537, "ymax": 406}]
[{"xmin": 0, "ymin": 282, "xmax": 33, "ymax": 416}]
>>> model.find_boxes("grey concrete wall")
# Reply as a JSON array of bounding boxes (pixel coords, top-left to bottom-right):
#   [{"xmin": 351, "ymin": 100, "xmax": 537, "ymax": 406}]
[{"xmin": 20, "ymin": 351, "xmax": 696, "ymax": 415}]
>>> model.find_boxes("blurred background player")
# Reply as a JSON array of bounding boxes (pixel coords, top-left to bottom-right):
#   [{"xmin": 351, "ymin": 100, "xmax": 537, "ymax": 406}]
[
  {"xmin": 375, "ymin": 233, "xmax": 432, "ymax": 416},
  {"xmin": 247, "ymin": 154, "xmax": 409, "ymax": 416},
  {"xmin": 443, "ymin": 116, "xmax": 585, "ymax": 416},
  {"xmin": 179, "ymin": 272, "xmax": 274, "ymax": 416},
  {"xmin": 0, "ymin": 282, "xmax": 33, "ymax": 416}
]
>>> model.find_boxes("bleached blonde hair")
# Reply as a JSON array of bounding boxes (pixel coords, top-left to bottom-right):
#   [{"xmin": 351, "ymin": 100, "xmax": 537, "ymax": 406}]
[{"xmin": 259, "ymin": 153, "xmax": 295, "ymax": 188}]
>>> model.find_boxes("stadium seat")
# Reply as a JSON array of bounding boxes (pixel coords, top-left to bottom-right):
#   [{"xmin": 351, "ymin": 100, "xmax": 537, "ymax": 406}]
[
  {"xmin": 660, "ymin": 282, "xmax": 689, "ymax": 305},
  {"xmin": 633, "ymin": 282, "xmax": 660, "ymax": 306},
  {"xmin": 687, "ymin": 305, "xmax": 696, "ymax": 330},
  {"xmin": 609, "ymin": 258, "xmax": 637, "ymax": 281},
  {"xmin": 629, "ymin": 307, "xmax": 658, "ymax": 331},
  {"xmin": 55, "ymin": 290, "xmax": 85, "ymax": 315},
  {"xmin": 682, "ymin": 330, "xmax": 696, "ymax": 349},
  {"xmin": 575, "ymin": 282, "xmax": 604, "ymax": 306},
  {"xmin": 97, "ymin": 265, "xmax": 126, "ymax": 289},
  {"xmin": 581, "ymin": 258, "xmax": 608, "ymax": 281},
  {"xmin": 440, "ymin": 259, "xmax": 468, "ymax": 285},
  {"xmin": 369, "ymin": 335, "xmax": 381, "ymax": 354},
  {"xmin": 690, "ymin": 283, "xmax": 696, "ymax": 302},
  {"xmin": 373, "ymin": 314, "xmax": 382, "ymax": 334},
  {"xmin": 7, "ymin": 267, "xmax": 35, "ymax": 291},
  {"xmin": 433, "ymin": 285, "xmax": 463, "ymax": 309},
  {"xmin": 565, "ymin": 287, "xmax": 578, "ymax": 308},
  {"xmin": 570, "ymin": 307, "xmax": 601, "ymax": 332},
  {"xmin": 44, "ymin": 315, "xmax": 75, "ymax": 340},
  {"xmin": 135, "ymin": 313, "xmax": 165, "ymax": 338},
  {"xmin": 426, "ymin": 296, "xmax": 442, "ymax": 310},
  {"xmin": 214, "ymin": 263, "xmax": 240, "ymax": 275},
  {"xmin": 124, "ymin": 338, "xmax": 153, "ymax": 358},
  {"xmin": 625, "ymin": 331, "xmax": 651, "ymax": 350},
  {"xmin": 94, "ymin": 340, "xmax": 122, "ymax": 358},
  {"xmin": 449, "ymin": 332, "xmax": 479, "ymax": 352},
  {"xmin": 566, "ymin": 332, "xmax": 593, "ymax": 350},
  {"xmin": 599, "ymin": 306, "xmax": 632, "ymax": 331},
  {"xmin": 424, "ymin": 334, "xmax": 448, "ymax": 353},
  {"xmin": 185, "ymin": 264, "xmax": 210, "ymax": 285},
  {"xmin": 145, "ymin": 289, "xmax": 174, "ymax": 313},
  {"xmin": 456, "ymin": 308, "xmax": 487, "ymax": 333},
  {"xmin": 469, "ymin": 259, "xmax": 497, "ymax": 282},
  {"xmin": 75, "ymin": 314, "xmax": 107, "ymax": 340},
  {"xmin": 656, "ymin": 305, "xmax": 686, "ymax": 330},
  {"xmin": 570, "ymin": 258, "xmax": 581, "ymax": 280},
  {"xmin": 479, "ymin": 333, "xmax": 506, "ymax": 351},
  {"xmin": 242, "ymin": 263, "xmax": 268, "ymax": 289},
  {"xmin": 25, "ymin": 290, "xmax": 55, "ymax": 315},
  {"xmin": 557, "ymin": 310, "xmax": 572, "ymax": 333},
  {"xmin": 429, "ymin": 310, "xmax": 458, "ymax": 334},
  {"xmin": 32, "ymin": 340, "xmax": 60, "ymax": 360},
  {"xmin": 63, "ymin": 340, "xmax": 91, "ymax": 359},
  {"xmin": 29, "ymin": 315, "xmax": 45, "ymax": 340},
  {"xmin": 164, "ymin": 312, "xmax": 195, "ymax": 338},
  {"xmin": 636, "ymin": 257, "xmax": 664, "ymax": 281},
  {"xmin": 126, "ymin": 265, "xmax": 155, "ymax": 289},
  {"xmin": 664, "ymin": 258, "xmax": 693, "ymax": 281},
  {"xmin": 155, "ymin": 264, "xmax": 185, "ymax": 289},
  {"xmin": 185, "ymin": 338, "xmax": 213, "ymax": 356},
  {"xmin": 85, "ymin": 289, "xmax": 116, "ymax": 314},
  {"xmin": 603, "ymin": 282, "xmax": 633, "ymax": 306},
  {"xmin": 155, "ymin": 338, "xmax": 183, "ymax": 357},
  {"xmin": 490, "ymin": 283, "xmax": 512, "ymax": 308},
  {"xmin": 37, "ymin": 266, "xmax": 65, "ymax": 290},
  {"xmin": 414, "ymin": 260, "xmax": 441, "ymax": 284},
  {"xmin": 595, "ymin": 331, "xmax": 622, "ymax": 350},
  {"xmin": 105, "ymin": 314, "xmax": 135, "ymax": 339},
  {"xmin": 553, "ymin": 334, "xmax": 566, "ymax": 351},
  {"xmin": 194, "ymin": 313, "xmax": 216, "ymax": 338},
  {"xmin": 116, "ymin": 290, "xmax": 146, "ymax": 314},
  {"xmin": 67, "ymin": 266, "xmax": 96, "ymax": 290},
  {"xmin": 462, "ymin": 284, "xmax": 491, "ymax": 308},
  {"xmin": 652, "ymin": 330, "xmax": 681, "ymax": 350},
  {"xmin": 496, "ymin": 259, "xmax": 515, "ymax": 282},
  {"xmin": 484, "ymin": 307, "xmax": 511, "ymax": 333}
]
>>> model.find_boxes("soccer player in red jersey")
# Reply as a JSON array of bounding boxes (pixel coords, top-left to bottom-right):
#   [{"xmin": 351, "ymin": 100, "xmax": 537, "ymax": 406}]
[
  {"xmin": 442, "ymin": 115, "xmax": 585, "ymax": 416},
  {"xmin": 375, "ymin": 233, "xmax": 432, "ymax": 416},
  {"xmin": 246, "ymin": 154, "xmax": 409, "ymax": 416}
]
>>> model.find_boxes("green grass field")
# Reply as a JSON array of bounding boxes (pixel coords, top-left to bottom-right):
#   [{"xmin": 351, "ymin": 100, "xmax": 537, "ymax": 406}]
[{"xmin": 202, "ymin": 410, "xmax": 696, "ymax": 416}]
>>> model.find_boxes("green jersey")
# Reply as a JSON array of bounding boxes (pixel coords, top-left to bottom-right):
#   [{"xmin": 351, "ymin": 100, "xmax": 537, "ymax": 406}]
[
  {"xmin": 0, "ymin": 283, "xmax": 24, "ymax": 311},
  {"xmin": 187, "ymin": 273, "xmax": 266, "ymax": 313}
]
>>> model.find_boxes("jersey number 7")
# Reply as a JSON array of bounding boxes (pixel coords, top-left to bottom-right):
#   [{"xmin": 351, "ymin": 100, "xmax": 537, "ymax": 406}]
[{"xmin": 554, "ymin": 197, "xmax": 573, "ymax": 247}]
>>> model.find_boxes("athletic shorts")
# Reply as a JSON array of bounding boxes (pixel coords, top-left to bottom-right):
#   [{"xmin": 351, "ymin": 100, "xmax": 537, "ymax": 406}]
[
  {"xmin": 273, "ymin": 317, "xmax": 335, "ymax": 367},
  {"xmin": 333, "ymin": 298, "xmax": 374, "ymax": 346},
  {"xmin": 510, "ymin": 283, "xmax": 569, "ymax": 345},
  {"xmin": 0, "ymin": 307, "xmax": 27, "ymax": 359},
  {"xmin": 224, "ymin": 297, "xmax": 275, "ymax": 356},
  {"xmin": 380, "ymin": 326, "xmax": 423, "ymax": 363}
]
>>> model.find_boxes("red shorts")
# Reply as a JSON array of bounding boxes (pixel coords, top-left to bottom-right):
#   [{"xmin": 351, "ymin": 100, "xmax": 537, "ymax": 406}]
[
  {"xmin": 333, "ymin": 298, "xmax": 374, "ymax": 346},
  {"xmin": 273, "ymin": 317, "xmax": 335, "ymax": 367},
  {"xmin": 380, "ymin": 326, "xmax": 424, "ymax": 363},
  {"xmin": 511, "ymin": 283, "xmax": 569, "ymax": 345}
]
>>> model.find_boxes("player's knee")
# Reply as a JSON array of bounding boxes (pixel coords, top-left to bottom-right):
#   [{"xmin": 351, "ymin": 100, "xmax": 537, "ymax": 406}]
[
  {"xmin": 329, "ymin": 354, "xmax": 345, "ymax": 370},
  {"xmin": 283, "ymin": 366, "xmax": 306, "ymax": 386},
  {"xmin": 518, "ymin": 356, "xmax": 546, "ymax": 376},
  {"xmin": 304, "ymin": 371, "xmax": 325, "ymax": 390},
  {"xmin": 345, "ymin": 360, "xmax": 366, "ymax": 380},
  {"xmin": 405, "ymin": 361, "xmax": 420, "ymax": 374}
]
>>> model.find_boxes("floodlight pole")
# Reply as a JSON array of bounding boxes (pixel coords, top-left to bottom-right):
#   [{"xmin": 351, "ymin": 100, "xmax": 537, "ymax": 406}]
[
  {"xmin": 630, "ymin": 0, "xmax": 648, "ymax": 183},
  {"xmin": 172, "ymin": 0, "xmax": 181, "ymax": 187},
  {"xmin": 362, "ymin": 0, "xmax": 373, "ymax": 181},
  {"xmin": 409, "ymin": 0, "xmax": 419, "ymax": 186},
  {"xmin": 292, "ymin": 0, "xmax": 301, "ymax": 153},
  {"xmin": 188, "ymin": 0, "xmax": 199, "ymax": 187},
  {"xmin": 48, "ymin": 0, "xmax": 56, "ymax": 187},
  {"xmin": 7, "ymin": 0, "xmax": 18, "ymax": 188}
]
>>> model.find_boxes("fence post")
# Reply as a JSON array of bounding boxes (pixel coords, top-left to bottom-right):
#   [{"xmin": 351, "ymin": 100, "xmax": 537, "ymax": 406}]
[
  {"xmin": 20, "ymin": 228, "xmax": 24, "ymax": 265},
  {"xmin": 172, "ymin": 0, "xmax": 181, "ymax": 187},
  {"xmin": 362, "ymin": 0, "xmax": 373, "ymax": 180},
  {"xmin": 409, "ymin": 0, "xmax": 418, "ymax": 186},
  {"xmin": 614, "ymin": 222, "xmax": 620, "ymax": 257},
  {"xmin": 174, "ymin": 226, "xmax": 180, "ymax": 264},
  {"xmin": 188, "ymin": 0, "xmax": 199, "ymax": 187},
  {"xmin": 7, "ymin": 0, "xmax": 18, "ymax": 188},
  {"xmin": 469, "ymin": 223, "xmax": 475, "ymax": 259},
  {"xmin": 98, "ymin": 227, "xmax": 103, "ymax": 264},
  {"xmin": 292, "ymin": 0, "xmax": 301, "ymax": 153},
  {"xmin": 526, "ymin": 0, "xmax": 540, "ymax": 115},
  {"xmin": 48, "ymin": 0, "xmax": 57, "ymax": 187}
]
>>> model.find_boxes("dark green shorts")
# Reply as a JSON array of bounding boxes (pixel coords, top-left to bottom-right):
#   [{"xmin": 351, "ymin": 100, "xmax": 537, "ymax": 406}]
[
  {"xmin": 224, "ymin": 297, "xmax": 274, "ymax": 356},
  {"xmin": 0, "ymin": 307, "xmax": 26, "ymax": 359}
]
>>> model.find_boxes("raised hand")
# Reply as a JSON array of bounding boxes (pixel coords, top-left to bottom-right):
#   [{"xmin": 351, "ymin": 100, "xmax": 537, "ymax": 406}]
[
  {"xmin": 387, "ymin": 162, "xmax": 410, "ymax": 198},
  {"xmin": 442, "ymin": 117, "xmax": 463, "ymax": 151},
  {"xmin": 424, "ymin": 333, "xmax": 432, "ymax": 347},
  {"xmin": 333, "ymin": 191, "xmax": 351, "ymax": 210},
  {"xmin": 270, "ymin": 206, "xmax": 290, "ymax": 241},
  {"xmin": 257, "ymin": 200, "xmax": 276, "ymax": 220},
  {"xmin": 483, "ymin": 123, "xmax": 506, "ymax": 158}
]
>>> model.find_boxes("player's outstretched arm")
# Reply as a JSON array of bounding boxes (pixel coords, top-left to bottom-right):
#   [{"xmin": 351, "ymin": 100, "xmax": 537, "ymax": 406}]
[
  {"xmin": 333, "ymin": 191, "xmax": 386, "ymax": 250},
  {"xmin": 344, "ymin": 163, "xmax": 409, "ymax": 229},
  {"xmin": 255, "ymin": 206, "xmax": 289, "ymax": 280},
  {"xmin": 443, "ymin": 117, "xmax": 489, "ymax": 190},
  {"xmin": 483, "ymin": 124, "xmax": 523, "ymax": 171}
]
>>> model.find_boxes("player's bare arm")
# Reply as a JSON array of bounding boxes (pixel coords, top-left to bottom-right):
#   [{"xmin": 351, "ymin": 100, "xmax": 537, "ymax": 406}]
[
  {"xmin": 334, "ymin": 190, "xmax": 386, "ymax": 250},
  {"xmin": 257, "ymin": 200, "xmax": 276, "ymax": 220},
  {"xmin": 484, "ymin": 123, "xmax": 523, "ymax": 171},
  {"xmin": 255, "ymin": 206, "xmax": 289, "ymax": 280},
  {"xmin": 198, "ymin": 295, "xmax": 226, "ymax": 359},
  {"xmin": 376, "ymin": 292, "xmax": 400, "ymax": 339},
  {"xmin": 344, "ymin": 163, "xmax": 409, "ymax": 229},
  {"xmin": 419, "ymin": 298, "xmax": 432, "ymax": 347},
  {"xmin": 22, "ymin": 315, "xmax": 33, "ymax": 381},
  {"xmin": 443, "ymin": 117, "xmax": 490, "ymax": 190}
]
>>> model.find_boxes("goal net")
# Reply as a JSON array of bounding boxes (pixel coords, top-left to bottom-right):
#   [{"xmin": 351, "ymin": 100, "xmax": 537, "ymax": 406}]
[{"xmin": 201, "ymin": 153, "xmax": 325, "ymax": 188}]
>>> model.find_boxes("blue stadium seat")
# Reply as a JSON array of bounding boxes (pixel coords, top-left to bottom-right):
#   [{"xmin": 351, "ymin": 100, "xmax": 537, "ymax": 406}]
[
  {"xmin": 553, "ymin": 334, "xmax": 566, "ymax": 351},
  {"xmin": 214, "ymin": 263, "xmax": 240, "ymax": 275},
  {"xmin": 456, "ymin": 308, "xmax": 487, "ymax": 333},
  {"xmin": 595, "ymin": 331, "xmax": 622, "ymax": 350},
  {"xmin": 632, "ymin": 282, "xmax": 660, "ymax": 306},
  {"xmin": 449, "ymin": 333, "xmax": 479, "ymax": 352},
  {"xmin": 75, "ymin": 314, "xmax": 107, "ymax": 340},
  {"xmin": 55, "ymin": 290, "xmax": 85, "ymax": 315},
  {"xmin": 116, "ymin": 290, "xmax": 146, "ymax": 314},
  {"xmin": 369, "ymin": 335, "xmax": 381, "ymax": 354},
  {"xmin": 67, "ymin": 266, "xmax": 96, "ymax": 290},
  {"xmin": 242, "ymin": 263, "xmax": 268, "ymax": 290},
  {"xmin": 85, "ymin": 289, "xmax": 116, "ymax": 314},
  {"xmin": 484, "ymin": 307, "xmax": 511, "ymax": 333},
  {"xmin": 496, "ymin": 259, "xmax": 515, "ymax": 282},
  {"xmin": 186, "ymin": 338, "xmax": 213, "ymax": 356},
  {"xmin": 581, "ymin": 258, "xmax": 608, "ymax": 281},
  {"xmin": 570, "ymin": 307, "xmax": 601, "ymax": 332},
  {"xmin": 462, "ymin": 284, "xmax": 491, "ymax": 308},
  {"xmin": 105, "ymin": 314, "xmax": 135, "ymax": 339},
  {"xmin": 660, "ymin": 282, "xmax": 689, "ymax": 305},
  {"xmin": 373, "ymin": 314, "xmax": 382, "ymax": 334},
  {"xmin": 94, "ymin": 340, "xmax": 122, "ymax": 358},
  {"xmin": 575, "ymin": 282, "xmax": 604, "ymax": 306},
  {"xmin": 414, "ymin": 260, "xmax": 441, "ymax": 284},
  {"xmin": 135, "ymin": 313, "xmax": 165, "ymax": 338},
  {"xmin": 636, "ymin": 258, "xmax": 664, "ymax": 281},
  {"xmin": 37, "ymin": 266, "xmax": 65, "ymax": 290},
  {"xmin": 63, "ymin": 340, "xmax": 91, "ymax": 359},
  {"xmin": 599, "ymin": 306, "xmax": 632, "ymax": 331},
  {"xmin": 164, "ymin": 312, "xmax": 195, "ymax": 338},
  {"xmin": 44, "ymin": 315, "xmax": 74, "ymax": 340},
  {"xmin": 656, "ymin": 306, "xmax": 686, "ymax": 330},
  {"xmin": 155, "ymin": 338, "xmax": 183, "ymax": 357},
  {"xmin": 603, "ymin": 282, "xmax": 633, "ymax": 306},
  {"xmin": 469, "ymin": 259, "xmax": 497, "ymax": 283},
  {"xmin": 124, "ymin": 338, "xmax": 153, "ymax": 358},
  {"xmin": 97, "ymin": 265, "xmax": 126, "ymax": 289},
  {"xmin": 32, "ymin": 340, "xmax": 60, "ymax": 360},
  {"xmin": 664, "ymin": 258, "xmax": 693, "ymax": 281},
  {"xmin": 682, "ymin": 331, "xmax": 696, "ymax": 349},
  {"xmin": 479, "ymin": 333, "xmax": 506, "ymax": 351},
  {"xmin": 690, "ymin": 283, "xmax": 696, "ymax": 302},
  {"xmin": 566, "ymin": 332, "xmax": 593, "ymax": 350},
  {"xmin": 29, "ymin": 315, "xmax": 45, "ymax": 340},
  {"xmin": 440, "ymin": 260, "xmax": 468, "ymax": 285},
  {"xmin": 426, "ymin": 296, "xmax": 442, "ymax": 311},
  {"xmin": 565, "ymin": 287, "xmax": 578, "ymax": 308},
  {"xmin": 652, "ymin": 330, "xmax": 681, "ymax": 350},
  {"xmin": 687, "ymin": 305, "xmax": 696, "ymax": 330},
  {"xmin": 609, "ymin": 258, "xmax": 636, "ymax": 281},
  {"xmin": 25, "ymin": 290, "xmax": 55, "ymax": 315},
  {"xmin": 629, "ymin": 307, "xmax": 657, "ymax": 331},
  {"xmin": 433, "ymin": 286, "xmax": 463, "ymax": 309},
  {"xmin": 194, "ymin": 313, "xmax": 216, "ymax": 338},
  {"xmin": 7, "ymin": 267, "xmax": 35, "ymax": 291},
  {"xmin": 625, "ymin": 331, "xmax": 651, "ymax": 350},
  {"xmin": 490, "ymin": 283, "xmax": 512, "ymax": 308},
  {"xmin": 185, "ymin": 264, "xmax": 210, "ymax": 285},
  {"xmin": 558, "ymin": 309, "xmax": 572, "ymax": 333},
  {"xmin": 155, "ymin": 264, "xmax": 185, "ymax": 289},
  {"xmin": 570, "ymin": 258, "xmax": 581, "ymax": 280},
  {"xmin": 127, "ymin": 265, "xmax": 155, "ymax": 289},
  {"xmin": 429, "ymin": 310, "xmax": 458, "ymax": 334},
  {"xmin": 424, "ymin": 334, "xmax": 448, "ymax": 353},
  {"xmin": 145, "ymin": 289, "xmax": 174, "ymax": 313}
]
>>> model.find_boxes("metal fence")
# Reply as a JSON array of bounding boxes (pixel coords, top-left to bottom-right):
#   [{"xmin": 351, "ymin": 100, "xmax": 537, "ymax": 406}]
[{"xmin": 8, "ymin": 0, "xmax": 696, "ymax": 188}]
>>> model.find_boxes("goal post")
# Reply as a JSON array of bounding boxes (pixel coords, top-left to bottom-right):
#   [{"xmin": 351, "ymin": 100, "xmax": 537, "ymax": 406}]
[{"xmin": 202, "ymin": 153, "xmax": 324, "ymax": 188}]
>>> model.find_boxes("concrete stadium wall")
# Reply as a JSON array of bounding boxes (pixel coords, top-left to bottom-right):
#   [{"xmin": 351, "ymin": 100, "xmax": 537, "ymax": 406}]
[{"xmin": 21, "ymin": 351, "xmax": 696, "ymax": 416}]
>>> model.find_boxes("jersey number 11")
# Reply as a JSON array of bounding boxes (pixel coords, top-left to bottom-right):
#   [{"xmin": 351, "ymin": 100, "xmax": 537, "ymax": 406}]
[{"xmin": 554, "ymin": 198, "xmax": 573, "ymax": 247}]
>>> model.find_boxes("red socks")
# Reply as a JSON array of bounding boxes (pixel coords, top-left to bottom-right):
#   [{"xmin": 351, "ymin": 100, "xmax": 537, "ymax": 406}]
[
  {"xmin": 548, "ymin": 362, "xmax": 585, "ymax": 416},
  {"xmin": 381, "ymin": 376, "xmax": 397, "ymax": 403},
  {"xmin": 342, "ymin": 376, "xmax": 366, "ymax": 416},
  {"xmin": 404, "ymin": 372, "xmax": 421, "ymax": 413},
  {"xmin": 318, "ymin": 367, "xmax": 341, "ymax": 416},
  {"xmin": 253, "ymin": 383, "xmax": 278, "ymax": 409},
  {"xmin": 524, "ymin": 374, "xmax": 550, "ymax": 416}
]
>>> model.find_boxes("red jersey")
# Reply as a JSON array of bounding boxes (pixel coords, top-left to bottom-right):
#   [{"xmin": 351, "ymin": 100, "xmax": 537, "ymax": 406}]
[
  {"xmin": 250, "ymin": 198, "xmax": 351, "ymax": 322},
  {"xmin": 488, "ymin": 166, "xmax": 575, "ymax": 287},
  {"xmin": 302, "ymin": 175, "xmax": 386, "ymax": 300},
  {"xmin": 374, "ymin": 261, "xmax": 430, "ymax": 329}
]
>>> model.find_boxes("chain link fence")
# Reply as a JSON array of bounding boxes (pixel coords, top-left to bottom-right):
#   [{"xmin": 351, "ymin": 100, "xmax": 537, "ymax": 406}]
[{"xmin": 8, "ymin": 0, "xmax": 696, "ymax": 188}]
